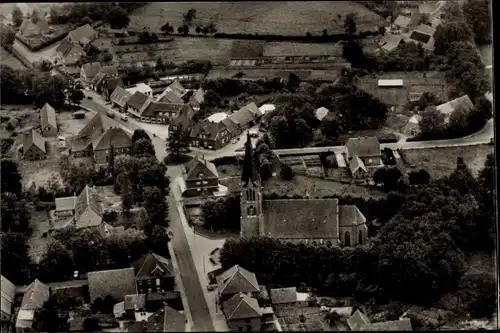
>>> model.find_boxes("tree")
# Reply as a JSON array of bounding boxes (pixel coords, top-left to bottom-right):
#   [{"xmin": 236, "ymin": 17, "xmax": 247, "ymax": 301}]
[
  {"xmin": 286, "ymin": 73, "xmax": 301, "ymax": 92},
  {"xmin": 1, "ymin": 193, "xmax": 34, "ymax": 232},
  {"xmin": 195, "ymin": 25, "xmax": 202, "ymax": 34},
  {"xmin": 131, "ymin": 129, "xmax": 150, "ymax": 143},
  {"xmin": 419, "ymin": 106, "xmax": 446, "ymax": 138},
  {"xmin": 142, "ymin": 186, "xmax": 167, "ymax": 230},
  {"xmin": 0, "ymin": 26, "xmax": 16, "ymax": 50},
  {"xmin": 467, "ymin": 96, "xmax": 492, "ymax": 131},
  {"xmin": 181, "ymin": 24, "xmax": 189, "ymax": 36},
  {"xmin": 33, "ymin": 74, "xmax": 67, "ymax": 108},
  {"xmin": 463, "ymin": 0, "xmax": 491, "ymax": 44},
  {"xmin": 1, "ymin": 231, "xmax": 34, "ymax": 284},
  {"xmin": 342, "ymin": 39, "xmax": 365, "ymax": 68},
  {"xmin": 373, "ymin": 167, "xmax": 402, "ymax": 191},
  {"xmin": 81, "ymin": 16, "xmax": 93, "ymax": 26},
  {"xmin": 155, "ymin": 57, "xmax": 166, "ymax": 71},
  {"xmin": 38, "ymin": 239, "xmax": 75, "ymax": 282},
  {"xmin": 106, "ymin": 5, "xmax": 130, "ymax": 29},
  {"xmin": 166, "ymin": 128, "xmax": 190, "ymax": 157},
  {"xmin": 409, "ymin": 169, "xmax": 431, "ymax": 185},
  {"xmin": 434, "ymin": 21, "xmax": 473, "ymax": 55},
  {"xmin": 280, "ymin": 164, "xmax": 294, "ymax": 180},
  {"xmin": 133, "ymin": 138, "xmax": 156, "ymax": 157},
  {"xmin": 183, "ymin": 8, "xmax": 197, "ymax": 26},
  {"xmin": 457, "ymin": 272, "xmax": 496, "ymax": 319},
  {"xmin": 320, "ymin": 117, "xmax": 340, "ymax": 139},
  {"xmin": 161, "ymin": 22, "xmax": 174, "ymax": 35},
  {"xmin": 82, "ymin": 317, "xmax": 100, "ymax": 332},
  {"xmin": 34, "ymin": 299, "xmax": 69, "ymax": 332},
  {"xmin": 378, "ymin": 26, "xmax": 385, "ymax": 36},
  {"xmin": 344, "ymin": 12, "xmax": 357, "ymax": 35},
  {"xmin": 1, "ymin": 159, "xmax": 22, "ymax": 196},
  {"xmin": 147, "ymin": 225, "xmax": 170, "ymax": 257},
  {"xmin": 108, "ymin": 145, "xmax": 115, "ymax": 177},
  {"xmin": 12, "ymin": 7, "xmax": 23, "ymax": 27},
  {"xmin": 66, "ymin": 80, "xmax": 85, "ymax": 105},
  {"xmin": 206, "ymin": 22, "xmax": 217, "ymax": 34},
  {"xmin": 322, "ymin": 29, "xmax": 328, "ymax": 37},
  {"xmin": 84, "ymin": 43, "xmax": 101, "ymax": 57},
  {"xmin": 121, "ymin": 173, "xmax": 132, "ymax": 216},
  {"xmin": 31, "ymin": 9, "xmax": 40, "ymax": 24},
  {"xmin": 177, "ymin": 26, "xmax": 183, "ymax": 34},
  {"xmin": 448, "ymin": 105, "xmax": 469, "ymax": 135}
]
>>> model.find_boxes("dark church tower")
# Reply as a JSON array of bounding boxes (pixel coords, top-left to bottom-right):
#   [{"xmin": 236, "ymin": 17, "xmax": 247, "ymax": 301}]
[{"xmin": 240, "ymin": 133, "xmax": 264, "ymax": 238}]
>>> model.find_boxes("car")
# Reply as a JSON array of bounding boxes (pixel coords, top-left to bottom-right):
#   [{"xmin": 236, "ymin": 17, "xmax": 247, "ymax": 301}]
[
  {"xmin": 231, "ymin": 138, "xmax": 239, "ymax": 144},
  {"xmin": 121, "ymin": 114, "xmax": 128, "ymax": 121},
  {"xmin": 107, "ymin": 111, "xmax": 115, "ymax": 118}
]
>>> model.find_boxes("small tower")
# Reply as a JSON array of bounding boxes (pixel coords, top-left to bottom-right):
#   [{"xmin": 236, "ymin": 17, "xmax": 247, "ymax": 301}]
[{"xmin": 240, "ymin": 132, "xmax": 264, "ymax": 238}]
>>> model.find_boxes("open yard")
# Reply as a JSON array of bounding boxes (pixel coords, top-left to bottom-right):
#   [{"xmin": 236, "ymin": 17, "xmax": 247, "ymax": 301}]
[
  {"xmin": 402, "ymin": 144, "xmax": 493, "ymax": 179},
  {"xmin": 128, "ymin": 2, "xmax": 384, "ymax": 36},
  {"xmin": 275, "ymin": 306, "xmax": 332, "ymax": 331},
  {"xmin": 57, "ymin": 110, "xmax": 96, "ymax": 138}
]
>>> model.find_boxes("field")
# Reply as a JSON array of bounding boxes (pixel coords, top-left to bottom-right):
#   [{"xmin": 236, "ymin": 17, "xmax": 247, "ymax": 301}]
[
  {"xmin": 275, "ymin": 306, "xmax": 331, "ymax": 331},
  {"xmin": 0, "ymin": 47, "xmax": 27, "ymax": 70},
  {"xmin": 402, "ymin": 144, "xmax": 493, "ymax": 179},
  {"xmin": 128, "ymin": 1, "xmax": 384, "ymax": 36}
]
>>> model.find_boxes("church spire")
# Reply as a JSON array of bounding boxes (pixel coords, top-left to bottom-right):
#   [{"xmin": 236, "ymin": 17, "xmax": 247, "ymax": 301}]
[{"xmin": 241, "ymin": 132, "xmax": 258, "ymax": 187}]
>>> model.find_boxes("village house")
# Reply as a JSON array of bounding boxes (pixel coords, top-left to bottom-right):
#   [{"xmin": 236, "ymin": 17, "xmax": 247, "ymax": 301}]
[
  {"xmin": 55, "ymin": 39, "xmax": 84, "ymax": 66},
  {"xmin": 87, "ymin": 268, "xmax": 136, "ymax": 303},
  {"xmin": 67, "ymin": 113, "xmax": 132, "ymax": 166},
  {"xmin": 188, "ymin": 87, "xmax": 205, "ymax": 111},
  {"xmin": 132, "ymin": 252, "xmax": 176, "ymax": 295},
  {"xmin": 17, "ymin": 17, "xmax": 50, "ymax": 37},
  {"xmin": 345, "ymin": 137, "xmax": 382, "ymax": 167},
  {"xmin": 53, "ymin": 185, "xmax": 103, "ymax": 229},
  {"xmin": 216, "ymin": 265, "xmax": 261, "ymax": 303},
  {"xmin": 1, "ymin": 275, "xmax": 15, "ymax": 332},
  {"xmin": 92, "ymin": 66, "xmax": 121, "ymax": 99},
  {"xmin": 110, "ymin": 86, "xmax": 132, "ymax": 112},
  {"xmin": 222, "ymin": 293, "xmax": 264, "ymax": 332},
  {"xmin": 156, "ymin": 86, "xmax": 184, "ymax": 104},
  {"xmin": 23, "ymin": 129, "xmax": 45, "ymax": 161},
  {"xmin": 180, "ymin": 154, "xmax": 220, "ymax": 197},
  {"xmin": 226, "ymin": 102, "xmax": 262, "ymax": 135},
  {"xmin": 240, "ymin": 134, "xmax": 368, "ymax": 247},
  {"xmin": 393, "ymin": 15, "xmax": 412, "ymax": 32},
  {"xmin": 408, "ymin": 24, "xmax": 436, "ymax": 52},
  {"xmin": 66, "ymin": 24, "xmax": 98, "ymax": 46},
  {"xmin": 403, "ymin": 114, "xmax": 423, "ymax": 137},
  {"xmin": 126, "ymin": 83, "xmax": 153, "ymax": 98},
  {"xmin": 190, "ymin": 119, "xmax": 232, "ymax": 150},
  {"xmin": 378, "ymin": 33, "xmax": 403, "ymax": 53},
  {"xmin": 126, "ymin": 91, "xmax": 151, "ymax": 117},
  {"xmin": 140, "ymin": 102, "xmax": 191, "ymax": 124},
  {"xmin": 80, "ymin": 62, "xmax": 102, "ymax": 84},
  {"xmin": 436, "ymin": 94, "xmax": 474, "ymax": 124},
  {"xmin": 170, "ymin": 105, "xmax": 196, "ymax": 132},
  {"xmin": 39, "ymin": 103, "xmax": 57, "ymax": 137},
  {"xmin": 123, "ymin": 304, "xmax": 187, "ymax": 332},
  {"xmin": 269, "ymin": 287, "xmax": 301, "ymax": 308},
  {"xmin": 15, "ymin": 280, "xmax": 50, "ymax": 333}
]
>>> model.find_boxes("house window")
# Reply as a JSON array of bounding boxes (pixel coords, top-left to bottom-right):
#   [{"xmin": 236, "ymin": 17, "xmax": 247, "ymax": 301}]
[
  {"xmin": 196, "ymin": 181, "xmax": 201, "ymax": 185},
  {"xmin": 156, "ymin": 278, "xmax": 160, "ymax": 286},
  {"xmin": 197, "ymin": 188, "xmax": 201, "ymax": 191},
  {"xmin": 138, "ymin": 280, "xmax": 143, "ymax": 285},
  {"xmin": 147, "ymin": 280, "xmax": 152, "ymax": 285},
  {"xmin": 368, "ymin": 159, "xmax": 372, "ymax": 164},
  {"xmin": 344, "ymin": 232, "xmax": 351, "ymax": 246},
  {"xmin": 246, "ymin": 189, "xmax": 255, "ymax": 201},
  {"xmin": 148, "ymin": 288, "xmax": 152, "ymax": 293}
]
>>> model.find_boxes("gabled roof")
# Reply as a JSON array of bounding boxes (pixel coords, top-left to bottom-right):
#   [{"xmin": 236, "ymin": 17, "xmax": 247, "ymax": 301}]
[
  {"xmin": 1, "ymin": 275, "xmax": 16, "ymax": 316},
  {"xmin": 379, "ymin": 33, "xmax": 403, "ymax": 52},
  {"xmin": 270, "ymin": 287, "xmax": 297, "ymax": 304},
  {"xmin": 69, "ymin": 113, "xmax": 110, "ymax": 153},
  {"xmin": 360, "ymin": 319, "xmax": 413, "ymax": 331},
  {"xmin": 57, "ymin": 39, "xmax": 83, "ymax": 57},
  {"xmin": 347, "ymin": 309, "xmax": 370, "ymax": 330},
  {"xmin": 349, "ymin": 154, "xmax": 368, "ymax": 175},
  {"xmin": 40, "ymin": 103, "xmax": 57, "ymax": 130},
  {"xmin": 191, "ymin": 87, "xmax": 205, "ymax": 104},
  {"xmin": 216, "ymin": 265, "xmax": 260, "ymax": 296},
  {"xmin": 81, "ymin": 62, "xmax": 102, "ymax": 79},
  {"xmin": 127, "ymin": 91, "xmax": 150, "ymax": 111},
  {"xmin": 68, "ymin": 24, "xmax": 96, "ymax": 44},
  {"xmin": 228, "ymin": 102, "xmax": 262, "ymax": 128},
  {"xmin": 18, "ymin": 19, "xmax": 41, "ymax": 36},
  {"xmin": 207, "ymin": 112, "xmax": 228, "ymax": 123},
  {"xmin": 339, "ymin": 205, "xmax": 366, "ymax": 226},
  {"xmin": 142, "ymin": 102, "xmax": 185, "ymax": 117},
  {"xmin": 23, "ymin": 129, "xmax": 45, "ymax": 153},
  {"xmin": 394, "ymin": 15, "xmax": 411, "ymax": 28},
  {"xmin": 74, "ymin": 185, "xmax": 102, "ymax": 228},
  {"xmin": 190, "ymin": 119, "xmax": 227, "ymax": 141},
  {"xmin": 184, "ymin": 154, "xmax": 219, "ymax": 180},
  {"xmin": 415, "ymin": 23, "xmax": 436, "ymax": 36},
  {"xmin": 110, "ymin": 86, "xmax": 132, "ymax": 107},
  {"xmin": 146, "ymin": 304, "xmax": 186, "ymax": 332},
  {"xmin": 92, "ymin": 72, "xmax": 106, "ymax": 87},
  {"xmin": 20, "ymin": 279, "xmax": 50, "ymax": 311},
  {"xmin": 167, "ymin": 80, "xmax": 187, "ymax": 98},
  {"xmin": 436, "ymin": 95, "xmax": 474, "ymax": 120},
  {"xmin": 100, "ymin": 65, "xmax": 119, "ymax": 76},
  {"xmin": 92, "ymin": 127, "xmax": 132, "ymax": 151},
  {"xmin": 126, "ymin": 83, "xmax": 153, "ymax": 96},
  {"xmin": 133, "ymin": 252, "xmax": 175, "ymax": 280},
  {"xmin": 106, "ymin": 77, "xmax": 123, "ymax": 91},
  {"xmin": 222, "ymin": 293, "xmax": 262, "ymax": 320},
  {"xmin": 156, "ymin": 87, "xmax": 184, "ymax": 104},
  {"xmin": 262, "ymin": 199, "xmax": 339, "ymax": 239},
  {"xmin": 345, "ymin": 137, "xmax": 381, "ymax": 159},
  {"xmin": 171, "ymin": 106, "xmax": 195, "ymax": 129},
  {"xmin": 87, "ymin": 267, "xmax": 136, "ymax": 302},
  {"xmin": 221, "ymin": 117, "xmax": 239, "ymax": 133},
  {"xmin": 55, "ymin": 196, "xmax": 77, "ymax": 211}
]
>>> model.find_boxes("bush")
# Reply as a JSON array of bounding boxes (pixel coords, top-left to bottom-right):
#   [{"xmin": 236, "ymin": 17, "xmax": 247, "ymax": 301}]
[
  {"xmin": 377, "ymin": 133, "xmax": 398, "ymax": 143},
  {"xmin": 102, "ymin": 210, "xmax": 118, "ymax": 223},
  {"xmin": 212, "ymin": 155, "xmax": 240, "ymax": 166},
  {"xmin": 0, "ymin": 116, "xmax": 10, "ymax": 123},
  {"xmin": 280, "ymin": 164, "xmax": 295, "ymax": 180}
]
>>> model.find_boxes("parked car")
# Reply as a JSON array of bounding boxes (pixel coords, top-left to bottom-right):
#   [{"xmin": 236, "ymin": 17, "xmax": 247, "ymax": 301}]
[
  {"xmin": 107, "ymin": 111, "xmax": 115, "ymax": 118},
  {"xmin": 121, "ymin": 114, "xmax": 128, "ymax": 121},
  {"xmin": 231, "ymin": 138, "xmax": 239, "ymax": 144}
]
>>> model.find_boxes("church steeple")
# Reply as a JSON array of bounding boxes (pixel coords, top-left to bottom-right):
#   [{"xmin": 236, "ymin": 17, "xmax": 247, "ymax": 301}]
[{"xmin": 241, "ymin": 132, "xmax": 258, "ymax": 187}]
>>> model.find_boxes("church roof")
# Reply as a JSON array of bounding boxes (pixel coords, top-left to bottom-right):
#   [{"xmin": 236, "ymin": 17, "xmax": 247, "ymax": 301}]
[{"xmin": 261, "ymin": 199, "xmax": 340, "ymax": 239}]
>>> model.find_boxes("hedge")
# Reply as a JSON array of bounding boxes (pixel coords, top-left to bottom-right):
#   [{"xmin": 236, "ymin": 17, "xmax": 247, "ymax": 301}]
[
  {"xmin": 212, "ymin": 155, "xmax": 241, "ymax": 166},
  {"xmin": 377, "ymin": 133, "xmax": 399, "ymax": 143},
  {"xmin": 16, "ymin": 28, "xmax": 72, "ymax": 52},
  {"xmin": 212, "ymin": 30, "xmax": 378, "ymax": 42},
  {"xmin": 115, "ymin": 37, "xmax": 174, "ymax": 46}
]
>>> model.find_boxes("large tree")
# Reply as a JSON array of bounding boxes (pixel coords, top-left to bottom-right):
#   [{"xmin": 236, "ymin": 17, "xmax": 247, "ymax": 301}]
[
  {"xmin": 133, "ymin": 137, "xmax": 156, "ymax": 157},
  {"xmin": 0, "ymin": 231, "xmax": 34, "ymax": 284},
  {"xmin": 38, "ymin": 239, "xmax": 75, "ymax": 282},
  {"xmin": 131, "ymin": 129, "xmax": 151, "ymax": 143},
  {"xmin": 183, "ymin": 8, "xmax": 196, "ymax": 26},
  {"xmin": 463, "ymin": 0, "xmax": 491, "ymax": 45},
  {"xmin": 166, "ymin": 128, "xmax": 190, "ymax": 157},
  {"xmin": 0, "ymin": 26, "xmax": 16, "ymax": 50},
  {"xmin": 1, "ymin": 159, "xmax": 22, "ymax": 196},
  {"xmin": 419, "ymin": 106, "xmax": 446, "ymax": 138},
  {"xmin": 142, "ymin": 186, "xmax": 168, "ymax": 231},
  {"xmin": 12, "ymin": 7, "xmax": 23, "ymax": 27},
  {"xmin": 434, "ymin": 20, "xmax": 473, "ymax": 55},
  {"xmin": 344, "ymin": 12, "xmax": 357, "ymax": 35},
  {"xmin": 121, "ymin": 173, "xmax": 132, "ymax": 216},
  {"xmin": 106, "ymin": 5, "xmax": 130, "ymax": 29}
]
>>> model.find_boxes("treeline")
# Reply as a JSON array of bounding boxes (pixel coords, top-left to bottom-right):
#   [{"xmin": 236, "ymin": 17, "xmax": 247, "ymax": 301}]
[{"xmin": 220, "ymin": 154, "xmax": 496, "ymax": 318}]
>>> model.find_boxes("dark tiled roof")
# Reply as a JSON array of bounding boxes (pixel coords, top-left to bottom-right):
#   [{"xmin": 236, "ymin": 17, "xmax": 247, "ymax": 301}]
[
  {"xmin": 222, "ymin": 293, "xmax": 262, "ymax": 320},
  {"xmin": 270, "ymin": 287, "xmax": 297, "ymax": 304},
  {"xmin": 262, "ymin": 199, "xmax": 339, "ymax": 239},
  {"xmin": 191, "ymin": 87, "xmax": 205, "ymax": 104},
  {"xmin": 410, "ymin": 30, "xmax": 431, "ymax": 44},
  {"xmin": 221, "ymin": 117, "xmax": 239, "ymax": 133},
  {"xmin": 106, "ymin": 77, "xmax": 123, "ymax": 91},
  {"xmin": 68, "ymin": 24, "xmax": 96, "ymax": 44},
  {"xmin": 184, "ymin": 154, "xmax": 219, "ymax": 180},
  {"xmin": 20, "ymin": 279, "xmax": 50, "ymax": 310},
  {"xmin": 345, "ymin": 137, "xmax": 381, "ymax": 159},
  {"xmin": 171, "ymin": 106, "xmax": 195, "ymax": 129},
  {"xmin": 87, "ymin": 267, "xmax": 136, "ymax": 302},
  {"xmin": 216, "ymin": 265, "xmax": 260, "ymax": 296},
  {"xmin": 81, "ymin": 62, "xmax": 102, "ymax": 79},
  {"xmin": 133, "ymin": 253, "xmax": 175, "ymax": 280},
  {"xmin": 142, "ymin": 102, "xmax": 185, "ymax": 117},
  {"xmin": 40, "ymin": 103, "xmax": 57, "ymax": 130},
  {"xmin": 156, "ymin": 88, "xmax": 184, "ymax": 104},
  {"xmin": 57, "ymin": 39, "xmax": 82, "ymax": 57},
  {"xmin": 228, "ymin": 102, "xmax": 262, "ymax": 127},
  {"xmin": 146, "ymin": 304, "xmax": 186, "ymax": 332},
  {"xmin": 23, "ymin": 129, "xmax": 45, "ymax": 153},
  {"xmin": 92, "ymin": 72, "xmax": 106, "ymax": 87},
  {"xmin": 126, "ymin": 91, "xmax": 150, "ymax": 110},
  {"xmin": 190, "ymin": 119, "xmax": 226, "ymax": 140},
  {"xmin": 349, "ymin": 154, "xmax": 367, "ymax": 175},
  {"xmin": 167, "ymin": 80, "xmax": 187, "ymax": 97},
  {"xmin": 92, "ymin": 127, "xmax": 132, "ymax": 151},
  {"xmin": 74, "ymin": 185, "xmax": 102, "ymax": 229},
  {"xmin": 146, "ymin": 291, "xmax": 181, "ymax": 303},
  {"xmin": 110, "ymin": 86, "xmax": 132, "ymax": 107}
]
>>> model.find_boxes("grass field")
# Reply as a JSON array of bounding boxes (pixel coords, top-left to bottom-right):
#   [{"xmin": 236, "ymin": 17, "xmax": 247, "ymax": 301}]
[
  {"xmin": 403, "ymin": 144, "xmax": 493, "ymax": 179},
  {"xmin": 275, "ymin": 306, "xmax": 331, "ymax": 331},
  {"xmin": 128, "ymin": 1, "xmax": 384, "ymax": 36}
]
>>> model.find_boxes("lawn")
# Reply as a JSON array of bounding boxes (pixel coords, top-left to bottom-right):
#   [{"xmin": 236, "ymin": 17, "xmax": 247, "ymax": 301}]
[
  {"xmin": 402, "ymin": 144, "xmax": 493, "ymax": 179},
  {"xmin": 128, "ymin": 2, "xmax": 384, "ymax": 35},
  {"xmin": 1, "ymin": 47, "xmax": 27, "ymax": 70},
  {"xmin": 275, "ymin": 306, "xmax": 332, "ymax": 331}
]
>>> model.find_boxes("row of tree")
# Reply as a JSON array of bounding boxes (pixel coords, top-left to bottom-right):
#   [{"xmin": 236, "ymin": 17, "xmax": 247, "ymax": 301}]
[
  {"xmin": 219, "ymin": 154, "xmax": 496, "ymax": 317},
  {"xmin": 0, "ymin": 65, "xmax": 84, "ymax": 108}
]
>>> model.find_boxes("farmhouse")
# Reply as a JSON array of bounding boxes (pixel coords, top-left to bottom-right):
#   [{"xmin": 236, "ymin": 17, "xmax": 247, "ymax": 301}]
[
  {"xmin": 143, "ymin": 102, "xmax": 189, "ymax": 124},
  {"xmin": 54, "ymin": 185, "xmax": 103, "ymax": 229},
  {"xmin": 67, "ymin": 113, "xmax": 132, "ymax": 165},
  {"xmin": 92, "ymin": 66, "xmax": 121, "ymax": 97},
  {"xmin": 170, "ymin": 106, "xmax": 196, "ymax": 132},
  {"xmin": 18, "ymin": 17, "xmax": 50, "ymax": 37},
  {"xmin": 56, "ymin": 39, "xmax": 84, "ymax": 66},
  {"xmin": 180, "ymin": 154, "xmax": 220, "ymax": 197},
  {"xmin": 409, "ymin": 24, "xmax": 436, "ymax": 51},
  {"xmin": 190, "ymin": 119, "xmax": 232, "ymax": 151},
  {"xmin": 80, "ymin": 62, "xmax": 102, "ymax": 84},
  {"xmin": 227, "ymin": 102, "xmax": 262, "ymax": 134},
  {"xmin": 155, "ymin": 87, "xmax": 183, "ymax": 104},
  {"xmin": 66, "ymin": 24, "xmax": 98, "ymax": 46},
  {"xmin": 378, "ymin": 79, "xmax": 403, "ymax": 87},
  {"xmin": 40, "ymin": 103, "xmax": 57, "ymax": 137},
  {"xmin": 110, "ymin": 86, "xmax": 132, "ymax": 112},
  {"xmin": 1, "ymin": 275, "xmax": 15, "ymax": 327},
  {"xmin": 240, "ymin": 134, "xmax": 368, "ymax": 247},
  {"xmin": 55, "ymin": 195, "xmax": 77, "ymax": 220},
  {"xmin": 132, "ymin": 252, "xmax": 175, "ymax": 294},
  {"xmin": 345, "ymin": 137, "xmax": 382, "ymax": 167},
  {"xmin": 262, "ymin": 42, "xmax": 343, "ymax": 64},
  {"xmin": 403, "ymin": 114, "xmax": 422, "ymax": 137},
  {"xmin": 126, "ymin": 91, "xmax": 151, "ymax": 117},
  {"xmin": 189, "ymin": 87, "xmax": 205, "ymax": 110},
  {"xmin": 436, "ymin": 95, "xmax": 474, "ymax": 123},
  {"xmin": 207, "ymin": 112, "xmax": 229, "ymax": 123},
  {"xmin": 23, "ymin": 129, "xmax": 45, "ymax": 160},
  {"xmin": 15, "ymin": 280, "xmax": 50, "ymax": 333},
  {"xmin": 136, "ymin": 304, "xmax": 186, "ymax": 332},
  {"xmin": 349, "ymin": 154, "xmax": 369, "ymax": 179},
  {"xmin": 270, "ymin": 287, "xmax": 299, "ymax": 307},
  {"xmin": 126, "ymin": 83, "xmax": 153, "ymax": 98}
]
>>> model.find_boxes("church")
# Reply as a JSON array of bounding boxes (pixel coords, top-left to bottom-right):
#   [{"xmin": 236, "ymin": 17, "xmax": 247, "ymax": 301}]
[{"xmin": 239, "ymin": 133, "xmax": 368, "ymax": 247}]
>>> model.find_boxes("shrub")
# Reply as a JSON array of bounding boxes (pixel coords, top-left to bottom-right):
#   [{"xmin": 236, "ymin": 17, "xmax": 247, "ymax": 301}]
[
  {"xmin": 212, "ymin": 155, "xmax": 240, "ymax": 166},
  {"xmin": 280, "ymin": 164, "xmax": 294, "ymax": 180},
  {"xmin": 377, "ymin": 133, "xmax": 398, "ymax": 143},
  {"xmin": 102, "ymin": 210, "xmax": 118, "ymax": 223},
  {"xmin": 0, "ymin": 116, "xmax": 10, "ymax": 123}
]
